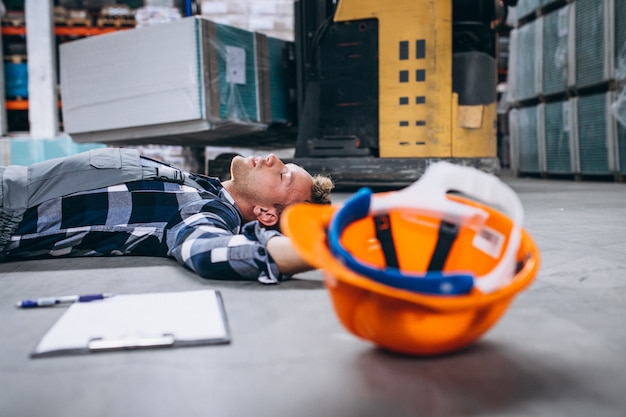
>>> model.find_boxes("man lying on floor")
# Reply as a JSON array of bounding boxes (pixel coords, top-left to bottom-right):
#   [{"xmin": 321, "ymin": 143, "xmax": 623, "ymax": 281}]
[{"xmin": 0, "ymin": 148, "xmax": 334, "ymax": 284}]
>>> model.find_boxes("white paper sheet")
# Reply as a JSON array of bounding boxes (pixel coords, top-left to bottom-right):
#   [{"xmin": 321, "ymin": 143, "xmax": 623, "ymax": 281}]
[{"xmin": 33, "ymin": 290, "xmax": 230, "ymax": 357}]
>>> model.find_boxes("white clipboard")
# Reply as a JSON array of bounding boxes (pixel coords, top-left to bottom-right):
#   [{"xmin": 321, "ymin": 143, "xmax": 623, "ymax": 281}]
[{"xmin": 31, "ymin": 290, "xmax": 231, "ymax": 358}]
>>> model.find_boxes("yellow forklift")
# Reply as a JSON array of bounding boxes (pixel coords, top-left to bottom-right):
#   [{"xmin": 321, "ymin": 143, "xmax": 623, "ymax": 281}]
[{"xmin": 283, "ymin": 0, "xmax": 516, "ymax": 186}]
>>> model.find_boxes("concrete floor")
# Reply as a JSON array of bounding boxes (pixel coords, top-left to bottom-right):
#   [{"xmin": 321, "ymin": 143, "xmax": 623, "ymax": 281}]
[{"xmin": 0, "ymin": 172, "xmax": 625, "ymax": 417}]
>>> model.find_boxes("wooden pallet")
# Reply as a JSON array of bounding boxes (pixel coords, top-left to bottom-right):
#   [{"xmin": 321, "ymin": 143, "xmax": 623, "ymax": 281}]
[
  {"xmin": 1, "ymin": 16, "xmax": 25, "ymax": 27},
  {"xmin": 96, "ymin": 17, "xmax": 135, "ymax": 28},
  {"xmin": 4, "ymin": 54, "xmax": 27, "ymax": 64},
  {"xmin": 56, "ymin": 17, "xmax": 94, "ymax": 27}
]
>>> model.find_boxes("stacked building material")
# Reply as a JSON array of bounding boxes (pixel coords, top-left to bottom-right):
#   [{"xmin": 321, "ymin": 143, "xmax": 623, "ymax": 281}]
[
  {"xmin": 508, "ymin": 0, "xmax": 625, "ymax": 178},
  {"xmin": 60, "ymin": 16, "xmax": 294, "ymax": 145}
]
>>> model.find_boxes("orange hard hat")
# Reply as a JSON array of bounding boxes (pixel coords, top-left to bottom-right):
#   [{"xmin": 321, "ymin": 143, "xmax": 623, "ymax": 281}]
[{"xmin": 282, "ymin": 162, "xmax": 540, "ymax": 356}]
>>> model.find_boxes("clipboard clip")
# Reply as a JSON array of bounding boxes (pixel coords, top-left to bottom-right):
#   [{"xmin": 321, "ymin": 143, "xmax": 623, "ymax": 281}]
[{"xmin": 88, "ymin": 333, "xmax": 176, "ymax": 351}]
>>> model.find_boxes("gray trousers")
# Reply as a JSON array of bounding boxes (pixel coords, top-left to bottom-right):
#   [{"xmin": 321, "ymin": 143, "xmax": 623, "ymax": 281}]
[{"xmin": 0, "ymin": 148, "xmax": 194, "ymax": 255}]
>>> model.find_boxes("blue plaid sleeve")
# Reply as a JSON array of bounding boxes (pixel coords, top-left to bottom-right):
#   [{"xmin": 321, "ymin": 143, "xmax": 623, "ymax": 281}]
[{"xmin": 166, "ymin": 200, "xmax": 285, "ymax": 283}]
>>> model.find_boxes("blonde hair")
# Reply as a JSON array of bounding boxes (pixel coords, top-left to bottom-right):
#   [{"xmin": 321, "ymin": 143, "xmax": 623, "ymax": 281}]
[
  {"xmin": 272, "ymin": 174, "xmax": 334, "ymax": 225},
  {"xmin": 310, "ymin": 174, "xmax": 334, "ymax": 205}
]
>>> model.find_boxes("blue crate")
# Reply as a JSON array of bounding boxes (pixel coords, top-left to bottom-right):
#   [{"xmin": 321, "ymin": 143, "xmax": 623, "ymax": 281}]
[{"xmin": 4, "ymin": 62, "xmax": 28, "ymax": 99}]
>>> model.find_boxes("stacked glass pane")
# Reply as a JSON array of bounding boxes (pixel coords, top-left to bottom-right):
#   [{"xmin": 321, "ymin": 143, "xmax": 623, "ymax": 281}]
[
  {"xmin": 511, "ymin": 22, "xmax": 539, "ymax": 102},
  {"xmin": 542, "ymin": 6, "xmax": 570, "ymax": 95},
  {"xmin": 575, "ymin": 0, "xmax": 612, "ymax": 89},
  {"xmin": 515, "ymin": 0, "xmax": 540, "ymax": 20},
  {"xmin": 576, "ymin": 93, "xmax": 611, "ymax": 174},
  {"xmin": 516, "ymin": 105, "xmax": 541, "ymax": 173},
  {"xmin": 543, "ymin": 101, "xmax": 573, "ymax": 173}
]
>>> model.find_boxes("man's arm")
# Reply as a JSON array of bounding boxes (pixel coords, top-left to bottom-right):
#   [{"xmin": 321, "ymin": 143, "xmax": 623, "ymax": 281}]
[
  {"xmin": 168, "ymin": 196, "xmax": 317, "ymax": 281},
  {"xmin": 266, "ymin": 235, "xmax": 315, "ymax": 276}
]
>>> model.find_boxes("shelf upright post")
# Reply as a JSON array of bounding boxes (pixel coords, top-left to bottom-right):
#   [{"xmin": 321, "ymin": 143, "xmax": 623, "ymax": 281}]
[
  {"xmin": 0, "ymin": 5, "xmax": 7, "ymax": 137},
  {"xmin": 25, "ymin": 0, "xmax": 59, "ymax": 139}
]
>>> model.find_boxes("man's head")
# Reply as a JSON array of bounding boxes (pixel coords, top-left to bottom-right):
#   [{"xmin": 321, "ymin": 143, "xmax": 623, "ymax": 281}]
[{"xmin": 222, "ymin": 154, "xmax": 333, "ymax": 228}]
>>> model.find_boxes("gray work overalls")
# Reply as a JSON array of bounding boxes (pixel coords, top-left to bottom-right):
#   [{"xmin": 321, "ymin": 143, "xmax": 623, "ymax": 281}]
[{"xmin": 0, "ymin": 148, "xmax": 200, "ymax": 255}]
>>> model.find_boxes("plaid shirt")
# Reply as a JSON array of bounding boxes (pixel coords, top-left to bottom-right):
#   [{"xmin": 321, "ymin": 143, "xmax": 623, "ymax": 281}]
[{"xmin": 1, "ymin": 175, "xmax": 284, "ymax": 283}]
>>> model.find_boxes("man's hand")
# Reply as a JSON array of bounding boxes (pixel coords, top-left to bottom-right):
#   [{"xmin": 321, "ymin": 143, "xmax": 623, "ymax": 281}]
[{"xmin": 266, "ymin": 235, "xmax": 314, "ymax": 276}]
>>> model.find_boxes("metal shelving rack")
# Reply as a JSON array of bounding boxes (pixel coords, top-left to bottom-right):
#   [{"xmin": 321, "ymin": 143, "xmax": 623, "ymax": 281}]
[{"xmin": 0, "ymin": 1, "xmax": 133, "ymax": 140}]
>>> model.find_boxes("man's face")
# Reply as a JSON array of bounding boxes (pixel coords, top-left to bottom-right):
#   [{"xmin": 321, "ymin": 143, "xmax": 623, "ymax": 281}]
[{"xmin": 229, "ymin": 154, "xmax": 313, "ymax": 209}]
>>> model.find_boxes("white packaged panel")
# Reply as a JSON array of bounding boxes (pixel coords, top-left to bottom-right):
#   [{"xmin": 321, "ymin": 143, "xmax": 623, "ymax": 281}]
[
  {"xmin": 59, "ymin": 16, "xmax": 291, "ymax": 145},
  {"xmin": 573, "ymin": 0, "xmax": 615, "ymax": 89},
  {"xmin": 515, "ymin": 0, "xmax": 539, "ymax": 21},
  {"xmin": 509, "ymin": 105, "xmax": 542, "ymax": 173},
  {"xmin": 61, "ymin": 18, "xmax": 204, "ymax": 135},
  {"xmin": 542, "ymin": 100, "xmax": 575, "ymax": 174},
  {"xmin": 509, "ymin": 21, "xmax": 542, "ymax": 102},
  {"xmin": 542, "ymin": 5, "xmax": 571, "ymax": 95},
  {"xmin": 573, "ymin": 92, "xmax": 617, "ymax": 174}
]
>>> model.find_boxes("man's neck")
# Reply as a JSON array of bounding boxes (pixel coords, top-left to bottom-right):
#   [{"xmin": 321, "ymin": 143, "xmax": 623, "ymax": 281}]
[
  {"xmin": 221, "ymin": 181, "xmax": 255, "ymax": 222},
  {"xmin": 220, "ymin": 181, "xmax": 236, "ymax": 205}
]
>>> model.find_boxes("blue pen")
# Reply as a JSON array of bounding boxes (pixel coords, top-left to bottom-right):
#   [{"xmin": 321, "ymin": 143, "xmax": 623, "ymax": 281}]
[{"xmin": 16, "ymin": 293, "xmax": 115, "ymax": 308}]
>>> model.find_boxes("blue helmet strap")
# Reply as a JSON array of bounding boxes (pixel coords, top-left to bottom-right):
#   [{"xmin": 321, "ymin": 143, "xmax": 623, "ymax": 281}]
[
  {"xmin": 428, "ymin": 220, "xmax": 460, "ymax": 271},
  {"xmin": 328, "ymin": 187, "xmax": 475, "ymax": 295},
  {"xmin": 374, "ymin": 214, "xmax": 399, "ymax": 268}
]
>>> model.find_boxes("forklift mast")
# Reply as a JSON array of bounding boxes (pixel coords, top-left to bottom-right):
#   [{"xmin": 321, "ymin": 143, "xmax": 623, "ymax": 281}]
[{"xmin": 293, "ymin": 0, "xmax": 501, "ymax": 162}]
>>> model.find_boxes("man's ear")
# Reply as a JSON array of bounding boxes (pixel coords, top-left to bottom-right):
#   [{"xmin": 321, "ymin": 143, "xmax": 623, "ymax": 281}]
[{"xmin": 253, "ymin": 206, "xmax": 278, "ymax": 227}]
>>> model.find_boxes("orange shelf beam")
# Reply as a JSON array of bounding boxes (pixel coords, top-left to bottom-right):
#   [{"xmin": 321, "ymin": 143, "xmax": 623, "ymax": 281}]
[
  {"xmin": 55, "ymin": 26, "xmax": 131, "ymax": 36},
  {"xmin": 1, "ymin": 26, "xmax": 25, "ymax": 36},
  {"xmin": 6, "ymin": 99, "xmax": 29, "ymax": 110},
  {"xmin": 1, "ymin": 26, "xmax": 132, "ymax": 37},
  {"xmin": 6, "ymin": 100, "xmax": 63, "ymax": 111}
]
